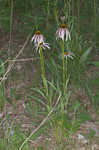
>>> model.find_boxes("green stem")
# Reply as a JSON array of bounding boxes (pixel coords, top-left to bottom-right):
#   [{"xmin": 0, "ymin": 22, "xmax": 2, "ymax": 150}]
[
  {"xmin": 39, "ymin": 47, "xmax": 48, "ymax": 95},
  {"xmin": 77, "ymin": 0, "xmax": 80, "ymax": 32},
  {"xmin": 94, "ymin": 0, "xmax": 96, "ymax": 32},
  {"xmin": 61, "ymin": 40, "xmax": 65, "ymax": 95},
  {"xmin": 54, "ymin": 0, "xmax": 59, "ymax": 26},
  {"xmin": 65, "ymin": 56, "xmax": 68, "ymax": 108},
  {"xmin": 72, "ymin": 0, "xmax": 74, "ymax": 17},
  {"xmin": 47, "ymin": 0, "xmax": 50, "ymax": 17},
  {"xmin": 65, "ymin": 56, "xmax": 68, "ymax": 90}
]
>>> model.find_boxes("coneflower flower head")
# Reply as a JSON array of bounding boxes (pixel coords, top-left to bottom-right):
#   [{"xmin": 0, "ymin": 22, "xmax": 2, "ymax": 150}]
[
  {"xmin": 31, "ymin": 30, "xmax": 50, "ymax": 52},
  {"xmin": 31, "ymin": 30, "xmax": 44, "ymax": 44},
  {"xmin": 35, "ymin": 42, "xmax": 50, "ymax": 52},
  {"xmin": 64, "ymin": 49, "xmax": 75, "ymax": 59},
  {"xmin": 56, "ymin": 24, "xmax": 71, "ymax": 41}
]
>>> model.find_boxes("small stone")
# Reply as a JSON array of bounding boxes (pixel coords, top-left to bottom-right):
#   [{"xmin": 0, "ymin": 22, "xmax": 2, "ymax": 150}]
[
  {"xmin": 92, "ymin": 144, "xmax": 98, "ymax": 150},
  {"xmin": 77, "ymin": 134, "xmax": 88, "ymax": 144}
]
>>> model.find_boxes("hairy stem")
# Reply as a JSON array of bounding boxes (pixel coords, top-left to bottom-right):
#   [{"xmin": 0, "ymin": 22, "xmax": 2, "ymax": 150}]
[{"xmin": 39, "ymin": 47, "xmax": 48, "ymax": 96}]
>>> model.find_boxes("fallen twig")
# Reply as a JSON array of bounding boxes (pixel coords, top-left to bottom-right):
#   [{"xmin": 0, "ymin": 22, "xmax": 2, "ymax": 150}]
[
  {"xmin": 0, "ymin": 33, "xmax": 32, "ymax": 84},
  {"xmin": 8, "ymin": 57, "xmax": 39, "ymax": 62}
]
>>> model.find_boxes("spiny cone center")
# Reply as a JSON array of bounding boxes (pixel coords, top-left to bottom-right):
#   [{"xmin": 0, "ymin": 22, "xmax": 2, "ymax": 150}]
[
  {"xmin": 61, "ymin": 24, "xmax": 66, "ymax": 28},
  {"xmin": 36, "ymin": 30, "xmax": 41, "ymax": 35},
  {"xmin": 39, "ymin": 42, "xmax": 43, "ymax": 46},
  {"xmin": 64, "ymin": 52, "xmax": 69, "ymax": 55}
]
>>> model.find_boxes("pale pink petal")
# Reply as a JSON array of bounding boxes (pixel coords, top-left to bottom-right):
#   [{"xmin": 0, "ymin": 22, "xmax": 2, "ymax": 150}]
[
  {"xmin": 66, "ymin": 29, "xmax": 71, "ymax": 41},
  {"xmin": 68, "ymin": 55, "xmax": 73, "ymax": 59},
  {"xmin": 31, "ymin": 35, "xmax": 36, "ymax": 42}
]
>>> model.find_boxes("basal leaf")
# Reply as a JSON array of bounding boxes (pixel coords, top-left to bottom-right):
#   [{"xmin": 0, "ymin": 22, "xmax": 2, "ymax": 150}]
[
  {"xmin": 92, "ymin": 61, "xmax": 99, "ymax": 67},
  {"xmin": 80, "ymin": 46, "xmax": 92, "ymax": 63}
]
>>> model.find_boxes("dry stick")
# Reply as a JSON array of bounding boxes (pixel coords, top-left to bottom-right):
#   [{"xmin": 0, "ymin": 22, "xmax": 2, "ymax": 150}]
[
  {"xmin": 8, "ymin": 57, "xmax": 39, "ymax": 62},
  {"xmin": 8, "ymin": 0, "xmax": 13, "ymax": 55},
  {"xmin": 0, "ymin": 33, "xmax": 31, "ymax": 85},
  {"xmin": 19, "ymin": 92, "xmax": 61, "ymax": 150},
  {"xmin": 0, "ymin": 57, "xmax": 38, "ymax": 70}
]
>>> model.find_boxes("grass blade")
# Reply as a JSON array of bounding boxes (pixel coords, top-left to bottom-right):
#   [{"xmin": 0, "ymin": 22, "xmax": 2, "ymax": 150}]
[
  {"xmin": 30, "ymin": 95, "xmax": 46, "ymax": 107},
  {"xmin": 80, "ymin": 46, "xmax": 92, "ymax": 63},
  {"xmin": 31, "ymin": 88, "xmax": 46, "ymax": 100},
  {"xmin": 92, "ymin": 61, "xmax": 99, "ymax": 67}
]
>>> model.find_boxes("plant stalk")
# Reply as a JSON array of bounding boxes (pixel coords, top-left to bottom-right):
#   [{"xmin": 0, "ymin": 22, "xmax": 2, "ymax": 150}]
[
  {"xmin": 39, "ymin": 47, "xmax": 48, "ymax": 96},
  {"xmin": 61, "ymin": 40, "xmax": 65, "ymax": 95}
]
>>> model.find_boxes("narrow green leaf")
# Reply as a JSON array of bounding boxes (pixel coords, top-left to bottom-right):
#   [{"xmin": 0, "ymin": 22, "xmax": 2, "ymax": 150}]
[
  {"xmin": 92, "ymin": 61, "xmax": 99, "ymax": 67},
  {"xmin": 85, "ymin": 84, "xmax": 95, "ymax": 104},
  {"xmin": 0, "ymin": 84, "xmax": 6, "ymax": 110},
  {"xmin": 49, "ymin": 80, "xmax": 54, "ymax": 100},
  {"xmin": 31, "ymin": 88, "xmax": 46, "ymax": 99},
  {"xmin": 78, "ymin": 112, "xmax": 92, "ymax": 123},
  {"xmin": 47, "ymin": 80, "xmax": 57, "ymax": 91},
  {"xmin": 80, "ymin": 46, "xmax": 92, "ymax": 63},
  {"xmin": 30, "ymin": 95, "xmax": 46, "ymax": 107},
  {"xmin": 0, "ymin": 59, "xmax": 5, "ymax": 76}
]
